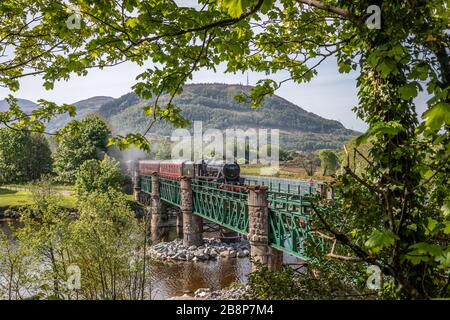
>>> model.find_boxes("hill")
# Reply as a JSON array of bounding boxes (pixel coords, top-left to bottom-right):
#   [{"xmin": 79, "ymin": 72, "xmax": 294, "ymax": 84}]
[
  {"xmin": 0, "ymin": 96, "xmax": 114, "ymax": 132},
  {"xmin": 99, "ymin": 84, "xmax": 358, "ymax": 151},
  {"xmin": 46, "ymin": 96, "xmax": 114, "ymax": 131}
]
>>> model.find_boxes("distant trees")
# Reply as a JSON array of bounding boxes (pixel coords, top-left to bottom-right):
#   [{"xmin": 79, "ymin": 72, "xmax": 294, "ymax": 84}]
[
  {"xmin": 318, "ymin": 149, "xmax": 340, "ymax": 176},
  {"xmin": 297, "ymin": 153, "xmax": 320, "ymax": 177},
  {"xmin": 53, "ymin": 115, "xmax": 111, "ymax": 183},
  {"xmin": 279, "ymin": 147, "xmax": 295, "ymax": 162},
  {"xmin": 0, "ymin": 128, "xmax": 52, "ymax": 183},
  {"xmin": 75, "ymin": 155, "xmax": 124, "ymax": 200}
]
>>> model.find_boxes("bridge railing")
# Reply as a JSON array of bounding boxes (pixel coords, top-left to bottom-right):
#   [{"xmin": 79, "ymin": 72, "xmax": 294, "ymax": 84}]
[
  {"xmin": 140, "ymin": 174, "xmax": 152, "ymax": 193},
  {"xmin": 243, "ymin": 176, "xmax": 323, "ymax": 195},
  {"xmin": 159, "ymin": 176, "xmax": 181, "ymax": 207},
  {"xmin": 191, "ymin": 179, "xmax": 248, "ymax": 234},
  {"xmin": 268, "ymin": 207, "xmax": 327, "ymax": 260}
]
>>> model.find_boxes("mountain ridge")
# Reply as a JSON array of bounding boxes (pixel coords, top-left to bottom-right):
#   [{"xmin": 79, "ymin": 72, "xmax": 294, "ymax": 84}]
[{"xmin": 1, "ymin": 84, "xmax": 358, "ymax": 151}]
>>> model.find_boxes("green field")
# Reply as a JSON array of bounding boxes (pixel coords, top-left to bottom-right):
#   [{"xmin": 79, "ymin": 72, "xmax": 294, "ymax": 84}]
[
  {"xmin": 2, "ymin": 183, "xmax": 74, "ymax": 191},
  {"xmin": 0, "ymin": 188, "xmax": 76, "ymax": 208}
]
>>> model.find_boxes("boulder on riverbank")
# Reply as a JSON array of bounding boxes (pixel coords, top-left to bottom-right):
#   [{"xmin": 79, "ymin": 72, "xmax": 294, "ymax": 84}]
[
  {"xmin": 193, "ymin": 286, "xmax": 247, "ymax": 300},
  {"xmin": 150, "ymin": 238, "xmax": 250, "ymax": 262}
]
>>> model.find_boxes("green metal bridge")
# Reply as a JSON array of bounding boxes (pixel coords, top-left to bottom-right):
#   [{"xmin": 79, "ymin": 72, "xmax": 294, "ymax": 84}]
[{"xmin": 139, "ymin": 175, "xmax": 328, "ymax": 260}]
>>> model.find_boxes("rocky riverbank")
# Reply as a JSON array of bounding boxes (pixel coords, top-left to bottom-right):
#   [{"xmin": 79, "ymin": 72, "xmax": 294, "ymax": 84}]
[
  {"xmin": 193, "ymin": 286, "xmax": 247, "ymax": 300},
  {"xmin": 150, "ymin": 238, "xmax": 250, "ymax": 261}
]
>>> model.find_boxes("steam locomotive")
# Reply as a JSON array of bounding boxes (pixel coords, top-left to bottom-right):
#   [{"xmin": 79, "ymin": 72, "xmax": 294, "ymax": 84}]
[{"xmin": 127, "ymin": 159, "xmax": 245, "ymax": 186}]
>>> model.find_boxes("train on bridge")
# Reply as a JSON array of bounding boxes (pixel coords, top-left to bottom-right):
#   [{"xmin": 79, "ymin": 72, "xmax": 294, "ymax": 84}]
[{"xmin": 127, "ymin": 159, "xmax": 245, "ymax": 186}]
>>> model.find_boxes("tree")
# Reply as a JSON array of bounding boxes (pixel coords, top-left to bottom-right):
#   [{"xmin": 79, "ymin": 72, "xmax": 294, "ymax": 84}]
[
  {"xmin": 70, "ymin": 189, "xmax": 148, "ymax": 300},
  {"xmin": 1, "ymin": 0, "xmax": 449, "ymax": 299},
  {"xmin": 53, "ymin": 115, "xmax": 111, "ymax": 183},
  {"xmin": 1, "ymin": 177, "xmax": 149, "ymax": 300},
  {"xmin": 75, "ymin": 155, "xmax": 124, "ymax": 200},
  {"xmin": 297, "ymin": 152, "xmax": 320, "ymax": 177},
  {"xmin": 318, "ymin": 149, "xmax": 340, "ymax": 176},
  {"xmin": 0, "ymin": 129, "xmax": 52, "ymax": 183},
  {"xmin": 27, "ymin": 133, "xmax": 53, "ymax": 180},
  {"xmin": 278, "ymin": 147, "xmax": 295, "ymax": 162}
]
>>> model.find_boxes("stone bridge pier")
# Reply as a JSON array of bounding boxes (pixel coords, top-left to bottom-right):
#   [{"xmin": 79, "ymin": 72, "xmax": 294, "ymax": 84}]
[
  {"xmin": 150, "ymin": 174, "xmax": 168, "ymax": 242},
  {"xmin": 247, "ymin": 185, "xmax": 283, "ymax": 272},
  {"xmin": 180, "ymin": 177, "xmax": 203, "ymax": 247}
]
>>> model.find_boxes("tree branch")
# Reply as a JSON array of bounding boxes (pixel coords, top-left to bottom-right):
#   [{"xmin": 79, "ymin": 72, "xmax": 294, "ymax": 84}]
[{"xmin": 296, "ymin": 0, "xmax": 350, "ymax": 19}]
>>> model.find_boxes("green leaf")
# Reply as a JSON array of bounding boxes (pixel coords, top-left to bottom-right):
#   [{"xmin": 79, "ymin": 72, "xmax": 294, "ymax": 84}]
[
  {"xmin": 221, "ymin": 0, "xmax": 244, "ymax": 18},
  {"xmin": 409, "ymin": 242, "xmax": 443, "ymax": 257},
  {"xmin": 443, "ymin": 221, "xmax": 450, "ymax": 235},
  {"xmin": 365, "ymin": 229, "xmax": 399, "ymax": 253},
  {"xmin": 440, "ymin": 199, "xmax": 450, "ymax": 218},
  {"xmin": 422, "ymin": 103, "xmax": 450, "ymax": 132},
  {"xmin": 436, "ymin": 251, "xmax": 450, "ymax": 269},
  {"xmin": 125, "ymin": 18, "xmax": 139, "ymax": 28},
  {"xmin": 424, "ymin": 217, "xmax": 438, "ymax": 235},
  {"xmin": 356, "ymin": 121, "xmax": 405, "ymax": 145},
  {"xmin": 398, "ymin": 83, "xmax": 418, "ymax": 100},
  {"xmin": 377, "ymin": 59, "xmax": 397, "ymax": 77}
]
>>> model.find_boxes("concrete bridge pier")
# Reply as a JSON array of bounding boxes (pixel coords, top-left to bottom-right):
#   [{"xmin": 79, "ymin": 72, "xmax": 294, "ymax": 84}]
[
  {"xmin": 180, "ymin": 177, "xmax": 203, "ymax": 247},
  {"xmin": 150, "ymin": 174, "xmax": 168, "ymax": 242},
  {"xmin": 248, "ymin": 185, "xmax": 282, "ymax": 272}
]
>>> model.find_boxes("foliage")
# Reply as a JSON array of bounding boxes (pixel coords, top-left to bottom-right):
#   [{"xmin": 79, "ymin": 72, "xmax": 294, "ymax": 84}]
[
  {"xmin": 278, "ymin": 147, "xmax": 295, "ymax": 162},
  {"xmin": 0, "ymin": 178, "xmax": 149, "ymax": 300},
  {"xmin": 340, "ymin": 136, "xmax": 372, "ymax": 177},
  {"xmin": 318, "ymin": 149, "xmax": 340, "ymax": 176},
  {"xmin": 246, "ymin": 259, "xmax": 378, "ymax": 300},
  {"xmin": 296, "ymin": 152, "xmax": 321, "ymax": 176},
  {"xmin": 53, "ymin": 115, "xmax": 111, "ymax": 183},
  {"xmin": 1, "ymin": 0, "xmax": 449, "ymax": 299},
  {"xmin": 69, "ymin": 189, "xmax": 148, "ymax": 300},
  {"xmin": 0, "ymin": 229, "xmax": 36, "ymax": 300},
  {"xmin": 14, "ymin": 176, "xmax": 74, "ymax": 299},
  {"xmin": 245, "ymin": 262, "xmax": 302, "ymax": 300},
  {"xmin": 0, "ymin": 128, "xmax": 52, "ymax": 183},
  {"xmin": 75, "ymin": 155, "xmax": 124, "ymax": 200}
]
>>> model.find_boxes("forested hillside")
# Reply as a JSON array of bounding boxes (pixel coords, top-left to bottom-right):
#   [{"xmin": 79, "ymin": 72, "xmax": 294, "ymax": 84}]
[{"xmin": 100, "ymin": 84, "xmax": 358, "ymax": 151}]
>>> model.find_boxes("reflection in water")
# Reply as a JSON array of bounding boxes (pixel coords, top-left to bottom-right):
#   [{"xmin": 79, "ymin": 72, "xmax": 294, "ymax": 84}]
[{"xmin": 150, "ymin": 257, "xmax": 251, "ymax": 300}]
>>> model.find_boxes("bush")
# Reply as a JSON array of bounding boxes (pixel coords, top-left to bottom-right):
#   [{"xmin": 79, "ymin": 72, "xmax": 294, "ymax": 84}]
[{"xmin": 75, "ymin": 155, "xmax": 124, "ymax": 200}]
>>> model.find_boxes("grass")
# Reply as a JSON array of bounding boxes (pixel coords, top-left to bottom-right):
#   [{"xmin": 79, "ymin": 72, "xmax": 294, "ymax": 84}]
[
  {"xmin": 0, "ymin": 188, "xmax": 76, "ymax": 208},
  {"xmin": 3, "ymin": 183, "xmax": 74, "ymax": 191}
]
